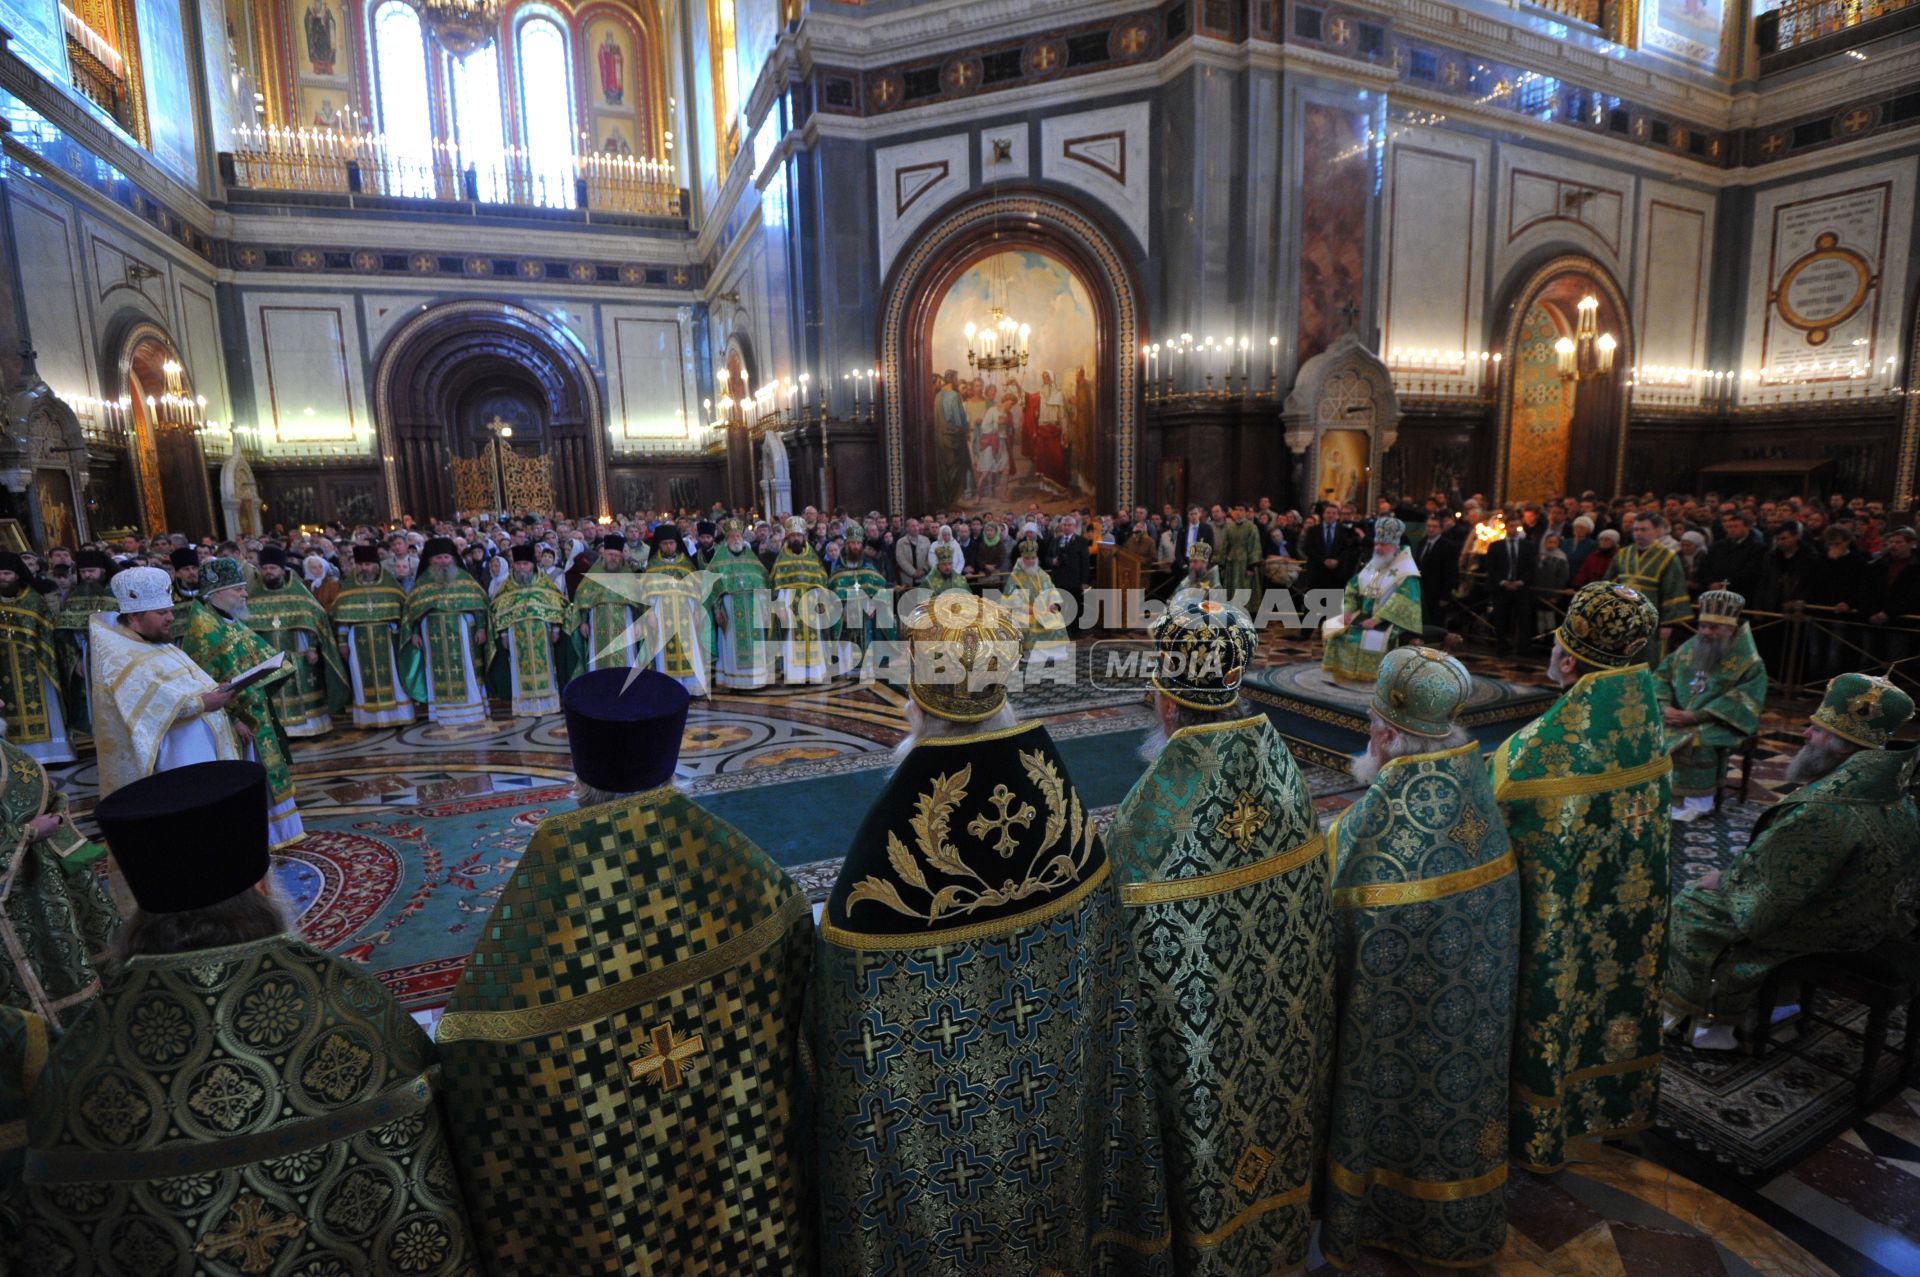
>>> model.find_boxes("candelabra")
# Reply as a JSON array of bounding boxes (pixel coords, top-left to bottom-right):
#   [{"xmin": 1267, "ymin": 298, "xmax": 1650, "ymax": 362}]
[{"xmin": 1555, "ymin": 296, "xmax": 1617, "ymax": 382}]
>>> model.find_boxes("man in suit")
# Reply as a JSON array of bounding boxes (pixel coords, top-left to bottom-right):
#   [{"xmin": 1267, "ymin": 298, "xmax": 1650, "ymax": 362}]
[
  {"xmin": 1861, "ymin": 525, "xmax": 1920, "ymax": 668},
  {"xmin": 1702, "ymin": 511, "xmax": 1768, "ymax": 602},
  {"xmin": 1302, "ymin": 508, "xmax": 1356, "ymax": 595},
  {"xmin": 894, "ymin": 516, "xmax": 932, "ymax": 587},
  {"xmin": 1176, "ymin": 506, "xmax": 1215, "ymax": 571},
  {"xmin": 1484, "ymin": 517, "xmax": 1538, "ymax": 655},
  {"xmin": 1044, "ymin": 514, "xmax": 1092, "ymax": 631},
  {"xmin": 1412, "ymin": 513, "xmax": 1458, "ymax": 633}
]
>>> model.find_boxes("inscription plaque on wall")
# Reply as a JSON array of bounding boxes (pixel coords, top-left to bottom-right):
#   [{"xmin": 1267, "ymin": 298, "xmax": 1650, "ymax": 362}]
[{"xmin": 1761, "ymin": 185, "xmax": 1889, "ymax": 381}]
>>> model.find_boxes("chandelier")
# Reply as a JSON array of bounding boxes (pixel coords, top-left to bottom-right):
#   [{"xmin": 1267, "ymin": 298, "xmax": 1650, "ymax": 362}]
[
  {"xmin": 1555, "ymin": 295, "xmax": 1617, "ymax": 382},
  {"xmin": 420, "ymin": 0, "xmax": 499, "ymax": 58},
  {"xmin": 963, "ymin": 308, "xmax": 1030, "ymax": 373}
]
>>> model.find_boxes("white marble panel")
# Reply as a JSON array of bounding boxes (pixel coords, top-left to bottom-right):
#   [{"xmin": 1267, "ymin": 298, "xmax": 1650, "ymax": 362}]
[
  {"xmin": 1632, "ymin": 181, "xmax": 1715, "ymax": 377},
  {"xmin": 1380, "ymin": 129, "xmax": 1489, "ymax": 377},
  {"xmin": 1494, "ymin": 146, "xmax": 1632, "ymax": 287},
  {"xmin": 176, "ymin": 280, "xmax": 230, "ymax": 426},
  {"xmin": 979, "ymin": 126, "xmax": 1029, "ymax": 184},
  {"xmin": 7, "ymin": 187, "xmax": 94, "ymax": 404},
  {"xmin": 1040, "ymin": 100, "xmax": 1151, "ymax": 254},
  {"xmin": 245, "ymin": 297, "xmax": 364, "ymax": 443},
  {"xmin": 876, "ymin": 134, "xmax": 969, "ymax": 280},
  {"xmin": 1743, "ymin": 158, "xmax": 1916, "ymax": 394},
  {"xmin": 607, "ymin": 311, "xmax": 694, "ymax": 441}
]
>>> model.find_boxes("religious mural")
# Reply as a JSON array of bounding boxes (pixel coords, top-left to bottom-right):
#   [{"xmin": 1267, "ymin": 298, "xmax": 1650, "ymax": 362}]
[
  {"xmin": 582, "ymin": 14, "xmax": 652, "ymax": 158},
  {"xmin": 1641, "ymin": 0, "xmax": 1725, "ymax": 67},
  {"xmin": 1505, "ymin": 303, "xmax": 1573, "ymax": 500},
  {"xmin": 1316, "ymin": 429, "xmax": 1368, "ymax": 508},
  {"xmin": 926, "ymin": 249, "xmax": 1100, "ymax": 515}
]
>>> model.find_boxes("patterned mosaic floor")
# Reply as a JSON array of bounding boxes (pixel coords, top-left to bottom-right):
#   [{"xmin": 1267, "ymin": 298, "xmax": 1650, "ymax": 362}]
[{"xmin": 41, "ymin": 640, "xmax": 1918, "ymax": 1276}]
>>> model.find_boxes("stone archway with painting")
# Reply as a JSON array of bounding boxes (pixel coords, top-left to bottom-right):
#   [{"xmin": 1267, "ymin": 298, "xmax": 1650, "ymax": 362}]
[
  {"xmin": 1493, "ymin": 256, "xmax": 1633, "ymax": 504},
  {"xmin": 1282, "ymin": 333, "xmax": 1402, "ymax": 511},
  {"xmin": 110, "ymin": 322, "xmax": 216, "ymax": 540},
  {"xmin": 881, "ymin": 191, "xmax": 1140, "ymax": 516}
]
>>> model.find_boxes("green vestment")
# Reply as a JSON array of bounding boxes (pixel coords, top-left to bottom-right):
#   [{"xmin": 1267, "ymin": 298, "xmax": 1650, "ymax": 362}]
[
  {"xmin": 770, "ymin": 547, "xmax": 830, "ymax": 683},
  {"xmin": 1667, "ymin": 743, "xmax": 1920, "ymax": 1022},
  {"xmin": 568, "ymin": 568, "xmax": 643, "ymax": 673},
  {"xmin": 439, "ymin": 786, "xmax": 814, "ymax": 1274},
  {"xmin": 1323, "ymin": 555, "xmax": 1423, "ymax": 683},
  {"xmin": 1104, "ymin": 714, "xmax": 1333, "ymax": 1275},
  {"xmin": 1492, "ymin": 663, "xmax": 1671, "ymax": 1171},
  {"xmin": 52, "ymin": 588, "xmax": 114, "ymax": 735},
  {"xmin": 708, "ymin": 544, "xmax": 774, "ymax": 689},
  {"xmin": 21, "ymin": 936, "xmax": 477, "ymax": 1275},
  {"xmin": 404, "ymin": 575, "xmax": 492, "ymax": 726},
  {"xmin": 814, "ymin": 720, "xmax": 1174, "ymax": 1275},
  {"xmin": 1217, "ymin": 519, "xmax": 1261, "ymax": 595},
  {"xmin": 329, "ymin": 574, "xmax": 421, "ymax": 726},
  {"xmin": 635, "ymin": 557, "xmax": 711, "ymax": 694},
  {"xmin": 0, "ymin": 591, "xmax": 61, "ymax": 752},
  {"xmin": 178, "ymin": 601, "xmax": 301, "ymax": 847},
  {"xmin": 1, "ymin": 1007, "xmax": 52, "ymax": 1276},
  {"xmin": 829, "ymin": 562, "xmax": 893, "ymax": 675},
  {"xmin": 1653, "ymin": 622, "xmax": 1767, "ymax": 797},
  {"xmin": 923, "ymin": 568, "xmax": 971, "ymax": 596},
  {"xmin": 487, "ymin": 575, "xmax": 568, "ymax": 716},
  {"xmin": 1004, "ymin": 566, "xmax": 1070, "ymax": 658},
  {"xmin": 1323, "ymin": 740, "xmax": 1519, "ymax": 1267},
  {"xmin": 245, "ymin": 576, "xmax": 349, "ymax": 738},
  {"xmin": 0, "ymin": 741, "xmax": 117, "ymax": 1029},
  {"xmin": 1606, "ymin": 545, "xmax": 1692, "ymax": 660}
]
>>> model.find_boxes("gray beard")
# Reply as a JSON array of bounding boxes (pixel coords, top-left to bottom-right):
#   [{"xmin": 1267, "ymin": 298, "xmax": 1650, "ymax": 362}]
[
  {"xmin": 217, "ymin": 600, "xmax": 250, "ymax": 623},
  {"xmin": 1137, "ymin": 721, "xmax": 1169, "ymax": 768},
  {"xmin": 430, "ymin": 564, "xmax": 459, "ymax": 584},
  {"xmin": 1784, "ymin": 735, "xmax": 1852, "ymax": 785},
  {"xmin": 1691, "ymin": 632, "xmax": 1730, "ymax": 673},
  {"xmin": 1350, "ymin": 743, "xmax": 1385, "ymax": 787},
  {"xmin": 512, "ymin": 570, "xmax": 535, "ymax": 586}
]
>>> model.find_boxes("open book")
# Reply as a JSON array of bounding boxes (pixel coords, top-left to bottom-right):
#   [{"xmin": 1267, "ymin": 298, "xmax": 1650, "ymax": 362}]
[{"xmin": 223, "ymin": 650, "xmax": 287, "ymax": 694}]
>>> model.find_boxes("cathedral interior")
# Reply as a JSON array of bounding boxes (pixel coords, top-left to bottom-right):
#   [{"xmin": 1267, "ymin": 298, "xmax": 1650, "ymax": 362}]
[{"xmin": 3, "ymin": 0, "xmax": 1920, "ymax": 1270}]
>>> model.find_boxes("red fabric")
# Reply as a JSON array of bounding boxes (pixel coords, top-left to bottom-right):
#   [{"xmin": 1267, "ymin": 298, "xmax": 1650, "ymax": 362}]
[{"xmin": 1570, "ymin": 546, "xmax": 1614, "ymax": 587}]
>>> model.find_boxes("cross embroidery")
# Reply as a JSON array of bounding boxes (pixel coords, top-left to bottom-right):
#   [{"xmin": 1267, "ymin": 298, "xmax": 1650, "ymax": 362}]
[
  {"xmin": 1230, "ymin": 1144, "xmax": 1274, "ymax": 1193},
  {"xmin": 967, "ymin": 784, "xmax": 1035, "ymax": 855},
  {"xmin": 627, "ymin": 1022, "xmax": 706, "ymax": 1091},
  {"xmin": 1328, "ymin": 16, "xmax": 1352, "ymax": 42},
  {"xmin": 1215, "ymin": 791, "xmax": 1272, "ymax": 849},
  {"xmin": 196, "ymin": 1194, "xmax": 308, "ymax": 1274}
]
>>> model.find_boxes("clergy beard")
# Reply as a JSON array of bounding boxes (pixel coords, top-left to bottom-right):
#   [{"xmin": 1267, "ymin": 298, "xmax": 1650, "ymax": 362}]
[
  {"xmin": 68, "ymin": 580, "xmax": 106, "ymax": 597},
  {"xmin": 1784, "ymin": 734, "xmax": 1854, "ymax": 784},
  {"xmin": 113, "ymin": 882, "xmax": 294, "ymax": 965},
  {"xmin": 512, "ymin": 567, "xmax": 534, "ymax": 585},
  {"xmin": 217, "ymin": 599, "xmax": 250, "ymax": 622},
  {"xmin": 1690, "ymin": 628, "xmax": 1731, "ymax": 673},
  {"xmin": 429, "ymin": 563, "xmax": 459, "ymax": 585},
  {"xmin": 1352, "ymin": 722, "xmax": 1472, "ymax": 785}
]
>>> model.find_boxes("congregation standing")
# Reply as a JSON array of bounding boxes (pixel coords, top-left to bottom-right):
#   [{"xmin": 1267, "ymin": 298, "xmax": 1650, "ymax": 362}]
[{"xmin": 0, "ymin": 494, "xmax": 1915, "ymax": 1275}]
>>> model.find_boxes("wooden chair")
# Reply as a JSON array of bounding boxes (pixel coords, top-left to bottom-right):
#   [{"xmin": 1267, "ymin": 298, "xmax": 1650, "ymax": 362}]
[
  {"xmin": 1753, "ymin": 938, "xmax": 1920, "ymax": 1106},
  {"xmin": 1713, "ymin": 734, "xmax": 1760, "ymax": 809}
]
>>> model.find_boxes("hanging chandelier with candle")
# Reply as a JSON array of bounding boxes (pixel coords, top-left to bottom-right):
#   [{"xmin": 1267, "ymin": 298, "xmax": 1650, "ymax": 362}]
[
  {"xmin": 420, "ymin": 0, "xmax": 499, "ymax": 58},
  {"xmin": 1555, "ymin": 294, "xmax": 1617, "ymax": 382},
  {"xmin": 962, "ymin": 246, "xmax": 1031, "ymax": 373}
]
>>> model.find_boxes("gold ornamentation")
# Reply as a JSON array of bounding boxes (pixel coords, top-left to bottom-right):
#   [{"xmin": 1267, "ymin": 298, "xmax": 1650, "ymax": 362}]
[
  {"xmin": 847, "ymin": 750, "xmax": 1089, "ymax": 926},
  {"xmin": 824, "ymin": 862, "xmax": 1111, "ymax": 950},
  {"xmin": 1326, "ymin": 1157, "xmax": 1507, "ymax": 1203},
  {"xmin": 627, "ymin": 1022, "xmax": 707, "ymax": 1092},
  {"xmin": 195, "ymin": 1193, "xmax": 308, "ymax": 1274},
  {"xmin": 1450, "ymin": 803, "xmax": 1489, "ymax": 855},
  {"xmin": 1229, "ymin": 1144, "xmax": 1274, "ymax": 1193},
  {"xmin": 966, "ymin": 783, "xmax": 1036, "ymax": 856},
  {"xmin": 1120, "ymin": 833, "xmax": 1325, "ymax": 907},
  {"xmin": 1331, "ymin": 849, "xmax": 1515, "ymax": 910},
  {"xmin": 1214, "ymin": 791, "xmax": 1271, "ymax": 849},
  {"xmin": 1472, "ymin": 1118, "xmax": 1506, "ymax": 1161}
]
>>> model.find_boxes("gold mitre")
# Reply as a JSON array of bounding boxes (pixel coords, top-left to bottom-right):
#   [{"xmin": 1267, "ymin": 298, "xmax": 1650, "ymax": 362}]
[
  {"xmin": 1696, "ymin": 589, "xmax": 1744, "ymax": 627},
  {"xmin": 905, "ymin": 593, "xmax": 1022, "ymax": 722}
]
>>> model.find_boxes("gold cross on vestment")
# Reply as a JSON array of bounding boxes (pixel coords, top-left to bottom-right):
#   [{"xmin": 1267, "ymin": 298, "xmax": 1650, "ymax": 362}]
[
  {"xmin": 628, "ymin": 1021, "xmax": 707, "ymax": 1091},
  {"xmin": 967, "ymin": 784, "xmax": 1036, "ymax": 856},
  {"xmin": 196, "ymin": 1194, "xmax": 308, "ymax": 1274},
  {"xmin": 1216, "ymin": 791, "xmax": 1272, "ymax": 849}
]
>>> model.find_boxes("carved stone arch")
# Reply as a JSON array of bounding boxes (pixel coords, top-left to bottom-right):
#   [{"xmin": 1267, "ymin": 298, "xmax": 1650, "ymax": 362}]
[
  {"xmin": 1281, "ymin": 333, "xmax": 1402, "ymax": 509},
  {"xmin": 3, "ymin": 378, "xmax": 90, "ymax": 547},
  {"xmin": 220, "ymin": 448, "xmax": 261, "ymax": 539},
  {"xmin": 880, "ymin": 188, "xmax": 1142, "ymax": 515},
  {"xmin": 101, "ymin": 317, "xmax": 216, "ymax": 539},
  {"xmin": 1489, "ymin": 253, "xmax": 1634, "ymax": 503},
  {"xmin": 372, "ymin": 301, "xmax": 609, "ymax": 519}
]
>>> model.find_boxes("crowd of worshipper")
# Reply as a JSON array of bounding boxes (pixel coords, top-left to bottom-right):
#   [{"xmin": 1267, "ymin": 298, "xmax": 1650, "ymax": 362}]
[{"xmin": 2, "ymin": 548, "xmax": 1916, "ymax": 1273}]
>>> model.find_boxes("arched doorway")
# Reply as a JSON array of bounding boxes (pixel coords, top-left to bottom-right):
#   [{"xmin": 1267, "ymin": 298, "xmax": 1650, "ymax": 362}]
[
  {"xmin": 1493, "ymin": 257, "xmax": 1633, "ymax": 504},
  {"xmin": 881, "ymin": 191, "xmax": 1141, "ymax": 515},
  {"xmin": 116, "ymin": 325, "xmax": 215, "ymax": 539},
  {"xmin": 372, "ymin": 302, "xmax": 608, "ymax": 519}
]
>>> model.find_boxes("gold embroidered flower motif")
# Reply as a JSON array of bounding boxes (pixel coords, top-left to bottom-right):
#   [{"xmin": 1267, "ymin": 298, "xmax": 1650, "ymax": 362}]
[
  {"xmin": 235, "ymin": 978, "xmax": 305, "ymax": 1049},
  {"xmin": 79, "ymin": 1073, "xmax": 151, "ymax": 1145},
  {"xmin": 1449, "ymin": 803, "xmax": 1489, "ymax": 855},
  {"xmin": 1604, "ymin": 1013, "xmax": 1641, "ymax": 1061},
  {"xmin": 388, "ymin": 1219, "xmax": 452, "ymax": 1274},
  {"xmin": 1215, "ymin": 791, "xmax": 1271, "ymax": 850},
  {"xmin": 195, "ymin": 1193, "xmax": 306, "ymax": 1274},
  {"xmin": 300, "ymin": 1033, "xmax": 374, "ymax": 1102},
  {"xmin": 187, "ymin": 1062, "xmax": 267, "ymax": 1132},
  {"xmin": 1472, "ymin": 1118, "xmax": 1506, "ymax": 1161},
  {"xmin": 128, "ymin": 998, "xmax": 193, "ymax": 1066}
]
